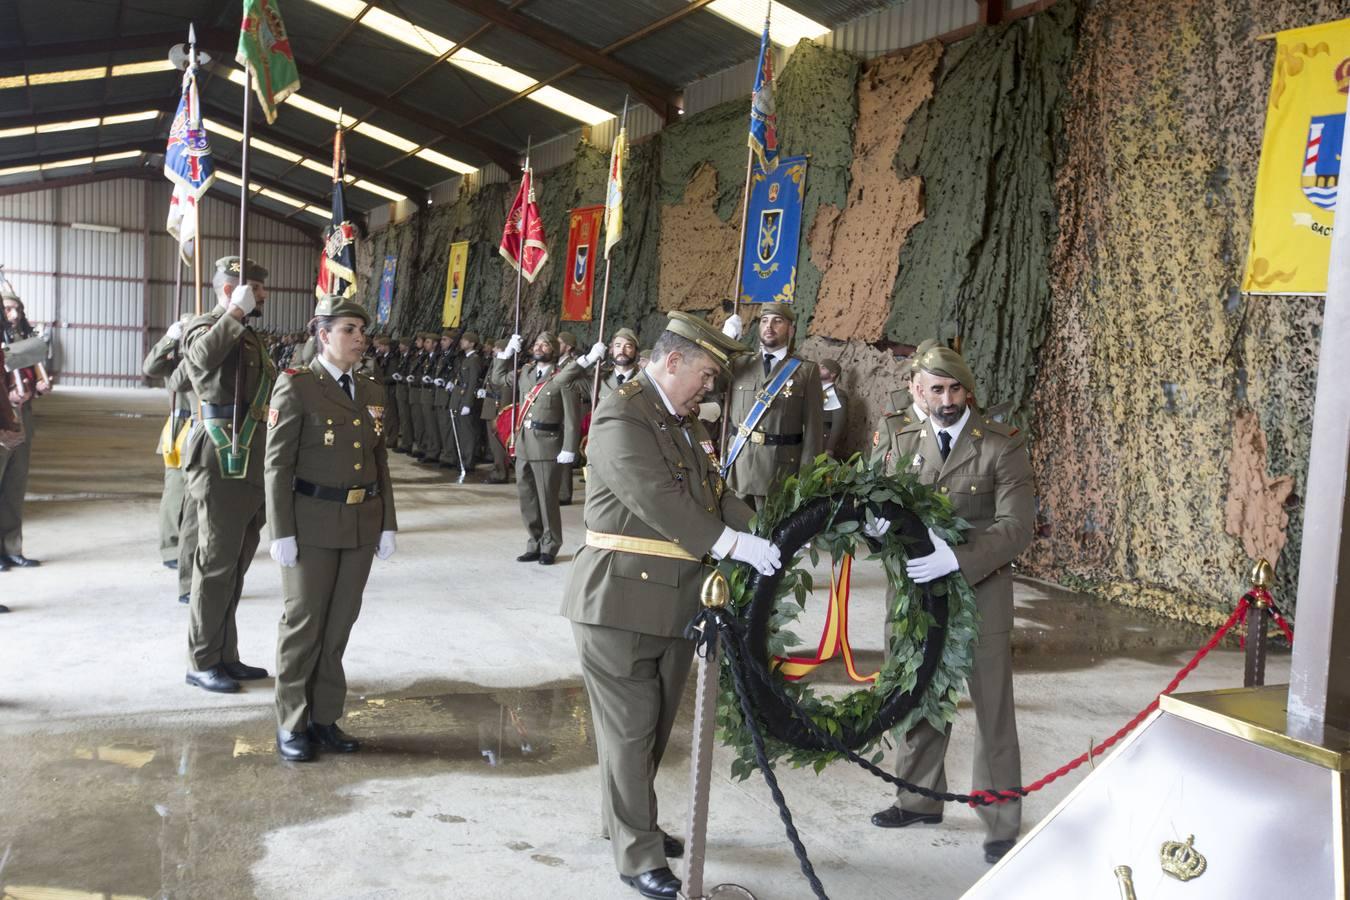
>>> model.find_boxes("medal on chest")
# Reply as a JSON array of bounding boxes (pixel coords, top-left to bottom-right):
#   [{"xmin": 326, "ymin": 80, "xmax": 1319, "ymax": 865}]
[
  {"xmin": 367, "ymin": 404, "xmax": 385, "ymax": 437},
  {"xmin": 780, "ymin": 378, "xmax": 794, "ymax": 399}
]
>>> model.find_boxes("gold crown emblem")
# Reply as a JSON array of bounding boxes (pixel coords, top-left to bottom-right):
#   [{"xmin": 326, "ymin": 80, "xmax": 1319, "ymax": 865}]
[
  {"xmin": 1159, "ymin": 835, "xmax": 1207, "ymax": 882},
  {"xmin": 1337, "ymin": 57, "xmax": 1350, "ymax": 95}
]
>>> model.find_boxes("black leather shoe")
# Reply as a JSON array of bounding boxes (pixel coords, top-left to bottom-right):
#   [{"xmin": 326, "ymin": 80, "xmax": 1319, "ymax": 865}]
[
  {"xmin": 2, "ymin": 555, "xmax": 39, "ymax": 568},
  {"xmin": 871, "ymin": 807, "xmax": 943, "ymax": 828},
  {"xmin": 163, "ymin": 559, "xmax": 178, "ymax": 570},
  {"xmin": 619, "ymin": 867, "xmax": 680, "ymax": 900},
  {"xmin": 412, "ymin": 451, "xmax": 426, "ymax": 459},
  {"xmin": 0, "ymin": 604, "xmax": 10, "ymax": 613},
  {"xmin": 277, "ymin": 729, "xmax": 315, "ymax": 762},
  {"xmin": 517, "ymin": 551, "xmax": 541, "ymax": 562},
  {"xmin": 485, "ymin": 475, "xmax": 508, "ymax": 484},
  {"xmin": 308, "ymin": 722, "xmax": 361, "ymax": 753},
  {"xmin": 178, "ymin": 593, "xmax": 189, "ymax": 605},
  {"xmin": 222, "ymin": 660, "xmax": 269, "ymax": 681},
  {"xmin": 185, "ymin": 665, "xmax": 240, "ymax": 693},
  {"xmin": 0, "ymin": 558, "xmax": 8, "ymax": 572},
  {"xmin": 538, "ymin": 554, "xmax": 555, "ymax": 566},
  {"xmin": 984, "ymin": 839, "xmax": 1016, "ymax": 863},
  {"xmin": 559, "ymin": 499, "xmax": 573, "ymax": 507},
  {"xmin": 662, "ymin": 832, "xmax": 684, "ymax": 859}
]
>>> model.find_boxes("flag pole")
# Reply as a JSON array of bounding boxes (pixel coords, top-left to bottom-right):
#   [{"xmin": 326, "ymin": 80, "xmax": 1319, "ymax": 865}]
[
  {"xmin": 509, "ymin": 137, "xmax": 532, "ymax": 448},
  {"xmin": 188, "ymin": 26, "xmax": 204, "ymax": 318},
  {"xmin": 231, "ymin": 61, "xmax": 253, "ymax": 460},
  {"xmin": 591, "ymin": 97, "xmax": 628, "ymax": 410}
]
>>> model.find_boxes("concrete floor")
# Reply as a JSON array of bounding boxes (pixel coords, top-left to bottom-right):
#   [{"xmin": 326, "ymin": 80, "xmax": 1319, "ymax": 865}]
[{"xmin": 0, "ymin": 388, "xmax": 1289, "ymax": 900}]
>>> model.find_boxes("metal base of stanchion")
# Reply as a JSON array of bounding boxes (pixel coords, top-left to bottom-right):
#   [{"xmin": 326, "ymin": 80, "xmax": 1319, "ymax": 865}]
[{"xmin": 679, "ymin": 884, "xmax": 757, "ymax": 900}]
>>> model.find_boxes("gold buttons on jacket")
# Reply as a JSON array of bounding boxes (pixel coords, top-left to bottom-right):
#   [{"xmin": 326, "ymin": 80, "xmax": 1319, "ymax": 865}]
[
  {"xmin": 354, "ymin": 441, "xmax": 362, "ymax": 449},
  {"xmin": 354, "ymin": 463, "xmax": 363, "ymax": 471},
  {"xmin": 353, "ymin": 419, "xmax": 361, "ymax": 425},
  {"xmin": 940, "ymin": 486, "xmax": 949, "ymax": 493},
  {"xmin": 326, "ymin": 418, "xmax": 333, "ymax": 425},
  {"xmin": 640, "ymin": 572, "xmax": 649, "ymax": 580}
]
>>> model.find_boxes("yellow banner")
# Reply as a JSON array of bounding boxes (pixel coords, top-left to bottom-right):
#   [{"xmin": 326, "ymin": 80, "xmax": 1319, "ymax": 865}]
[
  {"xmin": 1243, "ymin": 18, "xmax": 1350, "ymax": 295},
  {"xmin": 442, "ymin": 240, "xmax": 469, "ymax": 327}
]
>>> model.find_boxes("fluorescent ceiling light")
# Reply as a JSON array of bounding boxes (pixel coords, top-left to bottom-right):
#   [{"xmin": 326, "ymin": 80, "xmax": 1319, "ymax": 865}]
[
  {"xmin": 110, "ymin": 60, "xmax": 176, "ymax": 77},
  {"xmin": 0, "ymin": 59, "xmax": 174, "ymax": 91},
  {"xmin": 0, "ymin": 162, "xmax": 41, "ymax": 177},
  {"xmin": 0, "ymin": 110, "xmax": 160, "ymax": 141},
  {"xmin": 101, "ymin": 110, "xmax": 159, "ymax": 126},
  {"xmin": 72, "ymin": 222, "xmax": 122, "ymax": 233},
  {"xmin": 0, "ymin": 149, "xmax": 144, "ymax": 177},
  {"xmin": 303, "ymin": 0, "xmax": 612, "ymax": 125},
  {"xmin": 704, "ymin": 0, "xmax": 830, "ymax": 46},
  {"xmin": 35, "ymin": 117, "xmax": 100, "ymax": 134},
  {"xmin": 216, "ymin": 169, "xmax": 330, "ymax": 221}
]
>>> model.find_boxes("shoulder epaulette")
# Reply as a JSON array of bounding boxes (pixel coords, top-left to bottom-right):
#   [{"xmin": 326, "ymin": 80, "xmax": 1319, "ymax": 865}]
[
  {"xmin": 615, "ymin": 379, "xmax": 644, "ymax": 399},
  {"xmin": 979, "ymin": 416, "xmax": 1019, "ymax": 438},
  {"xmin": 284, "ymin": 365, "xmax": 311, "ymax": 376}
]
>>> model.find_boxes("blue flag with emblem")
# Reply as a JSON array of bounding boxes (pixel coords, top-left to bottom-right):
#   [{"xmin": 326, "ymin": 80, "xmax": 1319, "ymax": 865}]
[
  {"xmin": 748, "ymin": 16, "xmax": 778, "ymax": 173},
  {"xmin": 738, "ymin": 155, "xmax": 808, "ymax": 306}
]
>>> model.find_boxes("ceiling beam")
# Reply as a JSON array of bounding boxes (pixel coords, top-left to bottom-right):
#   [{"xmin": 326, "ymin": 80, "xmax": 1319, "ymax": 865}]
[
  {"xmin": 438, "ymin": 0, "xmax": 678, "ymax": 120},
  {"xmin": 11, "ymin": 30, "xmax": 185, "ymax": 62},
  {"xmin": 312, "ymin": 2, "xmax": 372, "ymax": 66}
]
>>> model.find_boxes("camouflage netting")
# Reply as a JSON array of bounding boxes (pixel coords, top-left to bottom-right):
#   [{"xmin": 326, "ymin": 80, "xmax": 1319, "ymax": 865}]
[
  {"xmin": 1025, "ymin": 0, "xmax": 1337, "ymax": 619},
  {"xmin": 352, "ymin": 0, "xmax": 1329, "ymax": 621}
]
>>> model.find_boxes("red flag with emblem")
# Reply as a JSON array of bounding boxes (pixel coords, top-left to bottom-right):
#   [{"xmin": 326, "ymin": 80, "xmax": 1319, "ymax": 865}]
[{"xmin": 499, "ymin": 168, "xmax": 548, "ymax": 283}]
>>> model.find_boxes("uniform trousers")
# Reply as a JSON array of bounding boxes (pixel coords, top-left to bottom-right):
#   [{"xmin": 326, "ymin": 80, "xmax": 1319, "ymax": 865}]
[
  {"xmin": 158, "ymin": 464, "xmax": 186, "ymax": 562},
  {"xmin": 891, "ymin": 625, "xmax": 1021, "ymax": 842},
  {"xmin": 383, "ymin": 387, "xmax": 401, "ymax": 453},
  {"xmin": 176, "ymin": 491, "xmax": 200, "ymax": 597},
  {"xmin": 419, "ymin": 393, "xmax": 441, "ymax": 459},
  {"xmin": 515, "ymin": 457, "xmax": 562, "ymax": 555},
  {"xmin": 275, "ymin": 542, "xmax": 375, "ymax": 732},
  {"xmin": 394, "ymin": 385, "xmax": 413, "ymax": 451},
  {"xmin": 0, "ymin": 403, "xmax": 33, "ymax": 556},
  {"xmin": 442, "ymin": 410, "xmax": 477, "ymax": 469},
  {"xmin": 485, "ymin": 419, "xmax": 509, "ymax": 480},
  {"xmin": 572, "ymin": 622, "xmax": 693, "ymax": 877},
  {"xmin": 409, "ymin": 388, "xmax": 427, "ymax": 452},
  {"xmin": 186, "ymin": 472, "xmax": 265, "ymax": 670}
]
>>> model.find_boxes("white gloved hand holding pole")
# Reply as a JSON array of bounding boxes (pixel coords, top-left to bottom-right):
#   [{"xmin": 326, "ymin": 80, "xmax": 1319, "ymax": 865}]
[
  {"xmin": 580, "ymin": 340, "xmax": 607, "ymax": 368},
  {"xmin": 556, "ymin": 450, "xmax": 576, "ymax": 465},
  {"xmin": 270, "ymin": 536, "xmax": 298, "ymax": 568},
  {"xmin": 376, "ymin": 531, "xmax": 396, "ymax": 560},
  {"xmin": 728, "ymin": 533, "xmax": 782, "ymax": 576},
  {"xmin": 721, "ymin": 314, "xmax": 743, "ymax": 340},
  {"xmin": 905, "ymin": 527, "xmax": 959, "ymax": 583}
]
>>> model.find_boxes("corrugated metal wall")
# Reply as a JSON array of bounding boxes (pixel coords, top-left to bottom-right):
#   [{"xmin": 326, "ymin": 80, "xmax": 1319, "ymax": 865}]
[{"xmin": 0, "ymin": 176, "xmax": 319, "ymax": 387}]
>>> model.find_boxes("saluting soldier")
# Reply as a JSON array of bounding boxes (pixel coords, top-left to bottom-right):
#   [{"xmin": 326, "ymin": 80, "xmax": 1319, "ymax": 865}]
[
  {"xmin": 480, "ymin": 338, "xmax": 512, "ymax": 484},
  {"xmin": 558, "ymin": 328, "xmax": 637, "ymax": 406},
  {"xmin": 179, "ymin": 256, "xmax": 275, "ymax": 694},
  {"xmin": 266, "ymin": 295, "xmax": 397, "ymax": 762},
  {"xmin": 819, "ymin": 358, "xmax": 850, "ymax": 458},
  {"xmin": 563, "ymin": 311, "xmax": 783, "ymax": 900},
  {"xmin": 392, "ymin": 335, "xmax": 416, "ymax": 453},
  {"xmin": 867, "ymin": 346, "xmax": 1034, "ymax": 865},
  {"xmin": 445, "ymin": 330, "xmax": 483, "ymax": 474},
  {"xmin": 719, "ymin": 303, "xmax": 824, "ymax": 507},
  {"xmin": 142, "ymin": 316, "xmax": 194, "ymax": 572},
  {"xmin": 493, "ymin": 331, "xmax": 579, "ymax": 565}
]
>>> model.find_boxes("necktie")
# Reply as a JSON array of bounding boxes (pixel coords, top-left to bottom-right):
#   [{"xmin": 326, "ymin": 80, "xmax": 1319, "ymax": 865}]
[
  {"xmin": 763, "ymin": 354, "xmax": 773, "ymax": 377},
  {"xmin": 938, "ymin": 429, "xmax": 952, "ymax": 461},
  {"xmin": 616, "ymin": 373, "xmax": 626, "ymax": 385},
  {"xmin": 338, "ymin": 373, "xmax": 353, "ymax": 401},
  {"xmin": 535, "ymin": 368, "xmax": 543, "ymax": 382}
]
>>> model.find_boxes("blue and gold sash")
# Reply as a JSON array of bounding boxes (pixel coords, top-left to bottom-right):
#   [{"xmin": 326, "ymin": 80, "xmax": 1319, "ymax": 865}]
[{"xmin": 720, "ymin": 356, "xmax": 802, "ymax": 478}]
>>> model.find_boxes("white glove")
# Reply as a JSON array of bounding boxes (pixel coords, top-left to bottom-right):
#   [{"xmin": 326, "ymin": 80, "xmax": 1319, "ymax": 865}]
[
  {"xmin": 392, "ymin": 372, "xmax": 403, "ymax": 382},
  {"xmin": 376, "ymin": 531, "xmax": 396, "ymax": 560},
  {"xmin": 696, "ymin": 401, "xmax": 721, "ymax": 421},
  {"xmin": 434, "ymin": 378, "xmax": 445, "ymax": 387},
  {"xmin": 556, "ymin": 450, "xmax": 576, "ymax": 465},
  {"xmin": 228, "ymin": 284, "xmax": 257, "ymax": 316},
  {"xmin": 166, "ymin": 320, "xmax": 184, "ymax": 341},
  {"xmin": 580, "ymin": 340, "xmax": 607, "ymax": 368},
  {"xmin": 905, "ymin": 527, "xmax": 959, "ymax": 583},
  {"xmin": 422, "ymin": 375, "xmax": 432, "ymax": 384},
  {"xmin": 460, "ymin": 406, "xmax": 471, "ymax": 416},
  {"xmin": 476, "ymin": 388, "xmax": 487, "ymax": 398},
  {"xmin": 863, "ymin": 517, "xmax": 891, "ymax": 539},
  {"xmin": 507, "ymin": 334, "xmax": 523, "ymax": 354},
  {"xmin": 721, "ymin": 314, "xmax": 743, "ymax": 340},
  {"xmin": 270, "ymin": 536, "xmax": 298, "ymax": 568},
  {"xmin": 729, "ymin": 532, "xmax": 782, "ymax": 576}
]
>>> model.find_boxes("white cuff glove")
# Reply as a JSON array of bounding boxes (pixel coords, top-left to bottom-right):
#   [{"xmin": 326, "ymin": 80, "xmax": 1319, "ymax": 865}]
[
  {"xmin": 166, "ymin": 320, "xmax": 184, "ymax": 341},
  {"xmin": 376, "ymin": 530, "xmax": 396, "ymax": 560},
  {"xmin": 905, "ymin": 527, "xmax": 959, "ymax": 584},
  {"xmin": 580, "ymin": 340, "xmax": 607, "ymax": 368},
  {"xmin": 556, "ymin": 450, "xmax": 576, "ymax": 465},
  {"xmin": 721, "ymin": 314, "xmax": 743, "ymax": 340},
  {"xmin": 434, "ymin": 378, "xmax": 445, "ymax": 387},
  {"xmin": 729, "ymin": 532, "xmax": 782, "ymax": 576},
  {"xmin": 862, "ymin": 516, "xmax": 891, "ymax": 539},
  {"xmin": 270, "ymin": 536, "xmax": 298, "ymax": 568},
  {"xmin": 476, "ymin": 388, "xmax": 487, "ymax": 398},
  {"xmin": 460, "ymin": 406, "xmax": 471, "ymax": 416},
  {"xmin": 228, "ymin": 284, "xmax": 257, "ymax": 316},
  {"xmin": 392, "ymin": 372, "xmax": 403, "ymax": 382},
  {"xmin": 696, "ymin": 401, "xmax": 721, "ymax": 422},
  {"xmin": 422, "ymin": 376, "xmax": 432, "ymax": 384}
]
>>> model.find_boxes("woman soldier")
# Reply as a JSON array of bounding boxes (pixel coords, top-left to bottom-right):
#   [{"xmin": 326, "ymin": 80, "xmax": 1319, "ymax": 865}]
[{"xmin": 265, "ymin": 295, "xmax": 397, "ymax": 762}]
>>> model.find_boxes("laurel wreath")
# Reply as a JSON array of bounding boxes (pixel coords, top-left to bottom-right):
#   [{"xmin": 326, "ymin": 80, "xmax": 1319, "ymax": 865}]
[{"xmin": 716, "ymin": 454, "xmax": 980, "ymax": 776}]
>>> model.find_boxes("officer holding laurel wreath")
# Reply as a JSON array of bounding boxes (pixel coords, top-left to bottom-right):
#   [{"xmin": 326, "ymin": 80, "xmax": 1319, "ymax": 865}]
[
  {"xmin": 867, "ymin": 345, "xmax": 1034, "ymax": 864},
  {"xmin": 562, "ymin": 311, "xmax": 782, "ymax": 900},
  {"xmin": 265, "ymin": 295, "xmax": 397, "ymax": 762}
]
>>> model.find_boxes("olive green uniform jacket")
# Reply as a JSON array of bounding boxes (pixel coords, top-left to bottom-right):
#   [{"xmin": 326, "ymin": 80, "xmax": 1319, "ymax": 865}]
[
  {"xmin": 822, "ymin": 384, "xmax": 850, "ymax": 458},
  {"xmin": 725, "ymin": 351, "xmax": 825, "ymax": 501},
  {"xmin": 142, "ymin": 332, "xmax": 194, "ymax": 563}
]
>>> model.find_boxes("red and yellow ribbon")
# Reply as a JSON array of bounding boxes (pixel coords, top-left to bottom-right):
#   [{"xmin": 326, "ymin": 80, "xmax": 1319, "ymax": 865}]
[{"xmin": 772, "ymin": 555, "xmax": 878, "ymax": 684}]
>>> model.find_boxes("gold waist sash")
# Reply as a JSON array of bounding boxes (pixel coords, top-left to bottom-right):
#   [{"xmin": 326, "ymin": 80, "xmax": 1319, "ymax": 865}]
[{"xmin": 585, "ymin": 529, "xmax": 697, "ymax": 562}]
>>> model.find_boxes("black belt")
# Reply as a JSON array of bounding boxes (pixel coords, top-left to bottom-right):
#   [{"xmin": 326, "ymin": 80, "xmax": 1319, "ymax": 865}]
[
  {"xmin": 294, "ymin": 477, "xmax": 380, "ymax": 505},
  {"xmin": 200, "ymin": 402, "xmax": 248, "ymax": 420},
  {"xmin": 524, "ymin": 421, "xmax": 560, "ymax": 433},
  {"xmin": 759, "ymin": 432, "xmax": 803, "ymax": 446}
]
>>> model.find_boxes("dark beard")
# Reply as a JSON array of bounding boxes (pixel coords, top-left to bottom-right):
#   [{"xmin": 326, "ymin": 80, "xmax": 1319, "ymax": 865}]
[
  {"xmin": 931, "ymin": 403, "xmax": 965, "ymax": 427},
  {"xmin": 532, "ymin": 351, "xmax": 555, "ymax": 363},
  {"xmin": 613, "ymin": 354, "xmax": 635, "ymax": 367}
]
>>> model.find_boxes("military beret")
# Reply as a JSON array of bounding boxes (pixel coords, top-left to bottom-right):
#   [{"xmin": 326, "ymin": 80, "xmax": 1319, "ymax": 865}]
[
  {"xmin": 663, "ymin": 311, "xmax": 748, "ymax": 372},
  {"xmin": 820, "ymin": 358, "xmax": 841, "ymax": 379},
  {"xmin": 535, "ymin": 331, "xmax": 558, "ymax": 351},
  {"xmin": 461, "ymin": 331, "xmax": 480, "ymax": 345},
  {"xmin": 215, "ymin": 255, "xmax": 269, "ymax": 282},
  {"xmin": 557, "ymin": 330, "xmax": 578, "ymax": 347},
  {"xmin": 758, "ymin": 302, "xmax": 796, "ymax": 323},
  {"xmin": 372, "ymin": 334, "xmax": 390, "ymax": 345},
  {"xmin": 611, "ymin": 327, "xmax": 639, "ymax": 347},
  {"xmin": 901, "ymin": 338, "xmax": 940, "ymax": 379},
  {"xmin": 0, "ymin": 284, "xmax": 19, "ymax": 303},
  {"xmin": 313, "ymin": 294, "xmax": 370, "ymax": 324},
  {"xmin": 441, "ymin": 328, "xmax": 457, "ymax": 338},
  {"xmin": 917, "ymin": 346, "xmax": 976, "ymax": 395}
]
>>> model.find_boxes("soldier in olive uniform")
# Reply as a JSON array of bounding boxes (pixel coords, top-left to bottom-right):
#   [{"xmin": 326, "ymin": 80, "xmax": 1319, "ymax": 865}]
[
  {"xmin": 493, "ymin": 331, "xmax": 579, "ymax": 565},
  {"xmin": 555, "ymin": 330, "xmax": 582, "ymax": 505},
  {"xmin": 431, "ymin": 329, "xmax": 459, "ymax": 467},
  {"xmin": 142, "ymin": 316, "xmax": 194, "ymax": 570},
  {"xmin": 480, "ymin": 338, "xmax": 512, "ymax": 484},
  {"xmin": 266, "ymin": 295, "xmax": 397, "ymax": 762},
  {"xmin": 405, "ymin": 335, "xmax": 429, "ymax": 455},
  {"xmin": 0, "ymin": 290, "xmax": 50, "ymax": 570},
  {"xmin": 392, "ymin": 335, "xmax": 416, "ymax": 452},
  {"xmin": 414, "ymin": 333, "xmax": 442, "ymax": 462},
  {"xmin": 372, "ymin": 334, "xmax": 401, "ymax": 451},
  {"xmin": 867, "ymin": 346, "xmax": 1034, "ymax": 865},
  {"xmin": 168, "ymin": 361, "xmax": 200, "ymax": 604},
  {"xmin": 557, "ymin": 328, "xmax": 638, "ymax": 406},
  {"xmin": 445, "ymin": 330, "xmax": 483, "ymax": 475},
  {"xmin": 180, "ymin": 256, "xmax": 275, "ymax": 694},
  {"xmin": 719, "ymin": 303, "xmax": 824, "ymax": 507},
  {"xmin": 819, "ymin": 358, "xmax": 850, "ymax": 458},
  {"xmin": 563, "ymin": 311, "xmax": 784, "ymax": 900}
]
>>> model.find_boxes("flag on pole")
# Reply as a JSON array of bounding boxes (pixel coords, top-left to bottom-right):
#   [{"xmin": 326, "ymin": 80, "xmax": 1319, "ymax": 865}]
[
  {"xmin": 748, "ymin": 16, "xmax": 779, "ymax": 173},
  {"xmin": 499, "ymin": 168, "xmax": 549, "ymax": 283},
  {"xmin": 603, "ymin": 125, "xmax": 626, "ymax": 259},
  {"xmin": 316, "ymin": 124, "xmax": 357, "ymax": 299},
  {"xmin": 237, "ymin": 0, "xmax": 301, "ymax": 125},
  {"xmin": 164, "ymin": 63, "xmax": 215, "ymax": 265}
]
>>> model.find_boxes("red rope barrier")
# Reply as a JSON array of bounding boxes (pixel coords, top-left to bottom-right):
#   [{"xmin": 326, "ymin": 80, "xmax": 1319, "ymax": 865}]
[{"xmin": 967, "ymin": 596, "xmax": 1251, "ymax": 806}]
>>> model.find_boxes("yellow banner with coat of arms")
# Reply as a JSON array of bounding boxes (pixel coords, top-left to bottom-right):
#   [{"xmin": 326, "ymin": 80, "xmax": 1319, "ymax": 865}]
[
  {"xmin": 442, "ymin": 240, "xmax": 469, "ymax": 327},
  {"xmin": 1243, "ymin": 17, "xmax": 1350, "ymax": 295}
]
